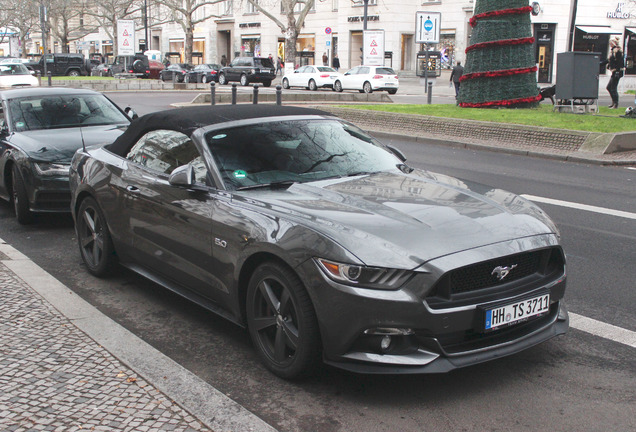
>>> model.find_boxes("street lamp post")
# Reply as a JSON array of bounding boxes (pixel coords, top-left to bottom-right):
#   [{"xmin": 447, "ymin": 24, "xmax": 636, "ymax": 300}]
[
  {"xmin": 144, "ymin": 0, "xmax": 149, "ymax": 50},
  {"xmin": 362, "ymin": 0, "xmax": 369, "ymax": 31}
]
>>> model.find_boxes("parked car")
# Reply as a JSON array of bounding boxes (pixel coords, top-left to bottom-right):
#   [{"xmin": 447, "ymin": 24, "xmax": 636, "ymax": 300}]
[
  {"xmin": 282, "ymin": 65, "xmax": 342, "ymax": 90},
  {"xmin": 0, "ymin": 87, "xmax": 132, "ymax": 224},
  {"xmin": 91, "ymin": 63, "xmax": 112, "ymax": 77},
  {"xmin": 148, "ymin": 60, "xmax": 165, "ymax": 79},
  {"xmin": 0, "ymin": 58, "xmax": 31, "ymax": 65},
  {"xmin": 218, "ymin": 57, "xmax": 275, "ymax": 86},
  {"xmin": 26, "ymin": 53, "xmax": 91, "ymax": 77},
  {"xmin": 185, "ymin": 64, "xmax": 221, "ymax": 83},
  {"xmin": 69, "ymin": 104, "xmax": 568, "ymax": 379},
  {"xmin": 159, "ymin": 63, "xmax": 192, "ymax": 82},
  {"xmin": 334, "ymin": 65, "xmax": 399, "ymax": 94},
  {"xmin": 0, "ymin": 63, "xmax": 39, "ymax": 89},
  {"xmin": 110, "ymin": 54, "xmax": 151, "ymax": 78}
]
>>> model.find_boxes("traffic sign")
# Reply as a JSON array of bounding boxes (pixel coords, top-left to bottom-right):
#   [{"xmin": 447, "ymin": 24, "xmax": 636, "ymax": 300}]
[
  {"xmin": 117, "ymin": 19, "xmax": 135, "ymax": 55},
  {"xmin": 415, "ymin": 11, "xmax": 441, "ymax": 44},
  {"xmin": 325, "ymin": 27, "xmax": 332, "ymax": 35},
  {"xmin": 363, "ymin": 30, "xmax": 384, "ymax": 66}
]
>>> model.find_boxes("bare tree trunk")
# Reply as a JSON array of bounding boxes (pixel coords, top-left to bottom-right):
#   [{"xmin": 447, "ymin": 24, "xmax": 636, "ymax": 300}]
[{"xmin": 184, "ymin": 19, "xmax": 193, "ymax": 64}]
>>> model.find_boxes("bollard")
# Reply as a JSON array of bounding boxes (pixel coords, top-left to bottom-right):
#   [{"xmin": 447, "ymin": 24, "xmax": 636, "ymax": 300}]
[
  {"xmin": 47, "ymin": 71, "xmax": 52, "ymax": 87},
  {"xmin": 253, "ymin": 84, "xmax": 259, "ymax": 104},
  {"xmin": 231, "ymin": 83, "xmax": 237, "ymax": 104},
  {"xmin": 36, "ymin": 71, "xmax": 42, "ymax": 87},
  {"xmin": 172, "ymin": 72, "xmax": 177, "ymax": 84},
  {"xmin": 276, "ymin": 85, "xmax": 282, "ymax": 106},
  {"xmin": 210, "ymin": 82, "xmax": 216, "ymax": 106},
  {"xmin": 427, "ymin": 82, "xmax": 433, "ymax": 105}
]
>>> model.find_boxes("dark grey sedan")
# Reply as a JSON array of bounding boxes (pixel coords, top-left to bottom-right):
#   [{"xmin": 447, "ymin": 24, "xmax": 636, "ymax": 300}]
[
  {"xmin": 0, "ymin": 87, "xmax": 131, "ymax": 223},
  {"xmin": 69, "ymin": 105, "xmax": 568, "ymax": 379}
]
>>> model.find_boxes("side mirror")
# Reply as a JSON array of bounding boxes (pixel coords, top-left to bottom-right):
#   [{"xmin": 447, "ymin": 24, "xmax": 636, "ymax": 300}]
[
  {"xmin": 386, "ymin": 145, "xmax": 407, "ymax": 162},
  {"xmin": 169, "ymin": 164, "xmax": 196, "ymax": 188},
  {"xmin": 124, "ymin": 106, "xmax": 138, "ymax": 120}
]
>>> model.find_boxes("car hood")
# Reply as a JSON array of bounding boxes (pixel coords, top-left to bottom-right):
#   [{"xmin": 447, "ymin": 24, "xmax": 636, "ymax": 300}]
[
  {"xmin": 0, "ymin": 75, "xmax": 39, "ymax": 88},
  {"xmin": 10, "ymin": 124, "xmax": 128, "ymax": 162},
  {"xmin": 237, "ymin": 170, "xmax": 558, "ymax": 269}
]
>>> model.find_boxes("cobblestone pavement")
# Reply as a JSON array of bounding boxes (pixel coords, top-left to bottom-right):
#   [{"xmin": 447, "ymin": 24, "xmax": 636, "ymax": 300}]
[{"xmin": 0, "ymin": 262, "xmax": 212, "ymax": 432}]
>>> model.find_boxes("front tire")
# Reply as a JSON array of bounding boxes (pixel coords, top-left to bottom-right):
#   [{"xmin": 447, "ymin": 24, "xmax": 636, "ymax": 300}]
[
  {"xmin": 218, "ymin": 73, "xmax": 227, "ymax": 85},
  {"xmin": 282, "ymin": 78, "xmax": 290, "ymax": 89},
  {"xmin": 246, "ymin": 262, "xmax": 321, "ymax": 379},
  {"xmin": 76, "ymin": 197, "xmax": 117, "ymax": 277},
  {"xmin": 334, "ymin": 80, "xmax": 343, "ymax": 92},
  {"xmin": 67, "ymin": 69, "xmax": 80, "ymax": 77},
  {"xmin": 201, "ymin": 75, "xmax": 207, "ymax": 83},
  {"xmin": 309, "ymin": 79, "xmax": 317, "ymax": 91},
  {"xmin": 240, "ymin": 74, "xmax": 249, "ymax": 86},
  {"xmin": 11, "ymin": 165, "xmax": 33, "ymax": 225},
  {"xmin": 262, "ymin": 80, "xmax": 271, "ymax": 87}
]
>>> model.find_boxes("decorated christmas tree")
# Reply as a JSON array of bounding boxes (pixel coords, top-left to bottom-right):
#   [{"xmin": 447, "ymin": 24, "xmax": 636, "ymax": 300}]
[{"xmin": 459, "ymin": 0, "xmax": 540, "ymax": 108}]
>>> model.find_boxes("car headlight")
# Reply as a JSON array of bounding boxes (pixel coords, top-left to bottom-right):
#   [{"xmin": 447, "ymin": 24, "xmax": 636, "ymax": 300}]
[
  {"xmin": 315, "ymin": 258, "xmax": 412, "ymax": 290},
  {"xmin": 34, "ymin": 162, "xmax": 71, "ymax": 176}
]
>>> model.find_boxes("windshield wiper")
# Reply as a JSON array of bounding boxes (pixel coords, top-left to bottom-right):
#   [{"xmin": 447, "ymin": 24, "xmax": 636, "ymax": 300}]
[{"xmin": 236, "ymin": 180, "xmax": 296, "ymax": 191}]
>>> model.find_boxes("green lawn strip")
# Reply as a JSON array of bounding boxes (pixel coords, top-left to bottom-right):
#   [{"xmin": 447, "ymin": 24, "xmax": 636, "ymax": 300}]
[{"xmin": 341, "ymin": 104, "xmax": 636, "ymax": 133}]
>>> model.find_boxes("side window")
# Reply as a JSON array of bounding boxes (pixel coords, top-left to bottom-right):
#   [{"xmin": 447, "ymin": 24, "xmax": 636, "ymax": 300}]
[
  {"xmin": 348, "ymin": 67, "xmax": 359, "ymax": 75},
  {"xmin": 126, "ymin": 130, "xmax": 208, "ymax": 183},
  {"xmin": 359, "ymin": 67, "xmax": 370, "ymax": 74}
]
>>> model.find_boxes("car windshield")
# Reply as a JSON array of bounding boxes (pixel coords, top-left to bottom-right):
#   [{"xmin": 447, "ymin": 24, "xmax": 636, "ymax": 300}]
[
  {"xmin": 0, "ymin": 64, "xmax": 30, "ymax": 75},
  {"xmin": 7, "ymin": 94, "xmax": 130, "ymax": 131},
  {"xmin": 206, "ymin": 119, "xmax": 401, "ymax": 190}
]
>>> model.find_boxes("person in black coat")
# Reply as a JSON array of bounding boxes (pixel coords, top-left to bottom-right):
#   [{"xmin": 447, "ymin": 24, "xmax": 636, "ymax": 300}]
[
  {"xmin": 606, "ymin": 44, "xmax": 624, "ymax": 109},
  {"xmin": 449, "ymin": 61, "xmax": 464, "ymax": 98},
  {"xmin": 332, "ymin": 54, "xmax": 340, "ymax": 71}
]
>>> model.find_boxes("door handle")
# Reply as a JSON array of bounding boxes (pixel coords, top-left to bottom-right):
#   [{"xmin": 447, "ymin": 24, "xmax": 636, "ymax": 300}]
[{"xmin": 126, "ymin": 185, "xmax": 140, "ymax": 192}]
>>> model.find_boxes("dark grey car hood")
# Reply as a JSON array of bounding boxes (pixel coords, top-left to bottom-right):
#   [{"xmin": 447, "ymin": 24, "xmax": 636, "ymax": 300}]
[
  {"xmin": 237, "ymin": 170, "xmax": 558, "ymax": 268},
  {"xmin": 11, "ymin": 124, "xmax": 128, "ymax": 162}
]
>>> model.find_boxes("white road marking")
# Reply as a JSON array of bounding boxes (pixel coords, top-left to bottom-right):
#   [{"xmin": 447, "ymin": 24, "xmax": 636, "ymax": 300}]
[
  {"xmin": 570, "ymin": 313, "xmax": 636, "ymax": 349},
  {"xmin": 627, "ymin": 167, "xmax": 636, "ymax": 171},
  {"xmin": 521, "ymin": 194, "xmax": 636, "ymax": 220}
]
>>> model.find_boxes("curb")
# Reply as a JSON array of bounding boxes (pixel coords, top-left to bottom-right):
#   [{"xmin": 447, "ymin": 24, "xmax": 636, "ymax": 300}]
[{"xmin": 0, "ymin": 237, "xmax": 277, "ymax": 432}]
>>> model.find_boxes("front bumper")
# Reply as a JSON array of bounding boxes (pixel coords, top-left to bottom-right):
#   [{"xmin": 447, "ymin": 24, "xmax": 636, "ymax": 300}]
[
  {"xmin": 26, "ymin": 172, "xmax": 71, "ymax": 212},
  {"xmin": 298, "ymin": 241, "xmax": 568, "ymax": 374}
]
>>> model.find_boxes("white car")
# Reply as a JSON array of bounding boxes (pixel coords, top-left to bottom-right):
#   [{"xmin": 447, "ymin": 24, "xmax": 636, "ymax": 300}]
[
  {"xmin": 0, "ymin": 58, "xmax": 31, "ymax": 64},
  {"xmin": 282, "ymin": 65, "xmax": 342, "ymax": 91},
  {"xmin": 0, "ymin": 63, "xmax": 39, "ymax": 89},
  {"xmin": 334, "ymin": 65, "xmax": 399, "ymax": 94}
]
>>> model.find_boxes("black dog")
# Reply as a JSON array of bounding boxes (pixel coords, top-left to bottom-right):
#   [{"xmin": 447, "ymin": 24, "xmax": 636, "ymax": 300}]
[{"xmin": 538, "ymin": 85, "xmax": 556, "ymax": 105}]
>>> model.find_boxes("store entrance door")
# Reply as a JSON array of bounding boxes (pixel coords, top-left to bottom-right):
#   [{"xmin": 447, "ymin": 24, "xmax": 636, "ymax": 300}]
[
  {"xmin": 401, "ymin": 34, "xmax": 413, "ymax": 71},
  {"xmin": 534, "ymin": 24, "xmax": 555, "ymax": 83}
]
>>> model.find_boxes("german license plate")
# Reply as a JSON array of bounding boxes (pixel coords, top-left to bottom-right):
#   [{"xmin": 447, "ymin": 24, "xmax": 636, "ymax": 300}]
[
  {"xmin": 484, "ymin": 293, "xmax": 550, "ymax": 331},
  {"xmin": 385, "ymin": 82, "xmax": 396, "ymax": 86}
]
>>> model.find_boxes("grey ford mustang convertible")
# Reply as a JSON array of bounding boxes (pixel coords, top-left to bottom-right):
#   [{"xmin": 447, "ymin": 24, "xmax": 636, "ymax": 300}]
[{"xmin": 69, "ymin": 105, "xmax": 568, "ymax": 378}]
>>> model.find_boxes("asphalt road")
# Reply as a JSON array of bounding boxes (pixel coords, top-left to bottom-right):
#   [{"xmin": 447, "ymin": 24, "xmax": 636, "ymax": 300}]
[{"xmin": 1, "ymin": 93, "xmax": 634, "ymax": 431}]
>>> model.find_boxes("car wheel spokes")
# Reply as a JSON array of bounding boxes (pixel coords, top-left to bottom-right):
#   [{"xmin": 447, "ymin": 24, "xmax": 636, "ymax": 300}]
[
  {"xmin": 81, "ymin": 208, "xmax": 102, "ymax": 267},
  {"xmin": 255, "ymin": 278, "xmax": 298, "ymax": 363}
]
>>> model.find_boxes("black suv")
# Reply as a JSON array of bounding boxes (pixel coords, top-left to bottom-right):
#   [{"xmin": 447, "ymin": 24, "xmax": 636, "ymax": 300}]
[
  {"xmin": 218, "ymin": 57, "xmax": 276, "ymax": 86},
  {"xmin": 110, "ymin": 54, "xmax": 151, "ymax": 78},
  {"xmin": 27, "ymin": 53, "xmax": 91, "ymax": 77}
]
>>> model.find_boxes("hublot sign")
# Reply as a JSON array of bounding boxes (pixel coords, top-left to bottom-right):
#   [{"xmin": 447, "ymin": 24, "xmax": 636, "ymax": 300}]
[{"xmin": 607, "ymin": 3, "xmax": 631, "ymax": 19}]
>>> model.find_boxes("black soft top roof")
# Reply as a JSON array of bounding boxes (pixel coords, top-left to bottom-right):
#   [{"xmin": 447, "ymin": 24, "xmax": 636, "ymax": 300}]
[{"xmin": 107, "ymin": 105, "xmax": 329, "ymax": 156}]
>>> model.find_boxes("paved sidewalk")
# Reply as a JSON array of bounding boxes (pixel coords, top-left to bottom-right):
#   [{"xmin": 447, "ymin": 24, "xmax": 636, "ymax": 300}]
[{"xmin": 0, "ymin": 239, "xmax": 277, "ymax": 432}]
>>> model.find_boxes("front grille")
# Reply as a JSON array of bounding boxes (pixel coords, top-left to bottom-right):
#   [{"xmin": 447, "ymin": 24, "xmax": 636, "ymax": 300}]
[{"xmin": 450, "ymin": 251, "xmax": 541, "ymax": 294}]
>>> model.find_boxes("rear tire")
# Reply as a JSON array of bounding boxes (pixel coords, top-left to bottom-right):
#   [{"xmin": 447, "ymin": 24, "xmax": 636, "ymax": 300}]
[
  {"xmin": 201, "ymin": 75, "xmax": 207, "ymax": 83},
  {"xmin": 282, "ymin": 78, "xmax": 290, "ymax": 89},
  {"xmin": 334, "ymin": 80, "xmax": 343, "ymax": 92},
  {"xmin": 218, "ymin": 73, "xmax": 227, "ymax": 85},
  {"xmin": 240, "ymin": 74, "xmax": 249, "ymax": 86},
  {"xmin": 388, "ymin": 89, "xmax": 397, "ymax": 95},
  {"xmin": 76, "ymin": 197, "xmax": 117, "ymax": 277},
  {"xmin": 246, "ymin": 261, "xmax": 321, "ymax": 379},
  {"xmin": 363, "ymin": 81, "xmax": 373, "ymax": 93},
  {"xmin": 11, "ymin": 165, "xmax": 33, "ymax": 225},
  {"xmin": 309, "ymin": 79, "xmax": 317, "ymax": 91},
  {"xmin": 67, "ymin": 69, "xmax": 80, "ymax": 77}
]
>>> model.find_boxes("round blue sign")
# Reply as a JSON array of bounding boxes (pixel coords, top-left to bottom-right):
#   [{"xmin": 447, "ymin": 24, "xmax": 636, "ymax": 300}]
[{"xmin": 424, "ymin": 19, "xmax": 434, "ymax": 31}]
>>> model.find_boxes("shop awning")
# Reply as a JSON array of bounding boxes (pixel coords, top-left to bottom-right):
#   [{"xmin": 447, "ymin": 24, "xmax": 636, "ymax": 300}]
[
  {"xmin": 626, "ymin": 28, "xmax": 636, "ymax": 35},
  {"xmin": 576, "ymin": 26, "xmax": 621, "ymax": 35}
]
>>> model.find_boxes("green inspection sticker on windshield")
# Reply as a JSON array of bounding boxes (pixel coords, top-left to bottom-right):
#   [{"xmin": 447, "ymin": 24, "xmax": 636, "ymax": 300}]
[
  {"xmin": 233, "ymin": 170, "xmax": 247, "ymax": 179},
  {"xmin": 15, "ymin": 121, "xmax": 25, "ymax": 128}
]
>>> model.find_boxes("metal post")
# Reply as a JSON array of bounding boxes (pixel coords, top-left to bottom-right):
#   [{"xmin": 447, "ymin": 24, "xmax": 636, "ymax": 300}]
[
  {"xmin": 427, "ymin": 82, "xmax": 433, "ymax": 104},
  {"xmin": 253, "ymin": 84, "xmax": 259, "ymax": 104},
  {"xmin": 47, "ymin": 71, "xmax": 52, "ymax": 87},
  {"xmin": 424, "ymin": 45, "xmax": 429, "ymax": 94},
  {"xmin": 276, "ymin": 85, "xmax": 282, "ymax": 106},
  {"xmin": 172, "ymin": 72, "xmax": 177, "ymax": 84},
  {"xmin": 210, "ymin": 82, "xmax": 216, "ymax": 106},
  {"xmin": 36, "ymin": 71, "xmax": 42, "ymax": 87},
  {"xmin": 231, "ymin": 83, "xmax": 237, "ymax": 104},
  {"xmin": 363, "ymin": 0, "xmax": 369, "ymax": 31}
]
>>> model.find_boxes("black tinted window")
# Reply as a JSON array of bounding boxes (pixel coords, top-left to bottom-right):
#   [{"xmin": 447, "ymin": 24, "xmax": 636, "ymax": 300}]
[
  {"xmin": 206, "ymin": 119, "xmax": 400, "ymax": 189},
  {"xmin": 255, "ymin": 58, "xmax": 274, "ymax": 68}
]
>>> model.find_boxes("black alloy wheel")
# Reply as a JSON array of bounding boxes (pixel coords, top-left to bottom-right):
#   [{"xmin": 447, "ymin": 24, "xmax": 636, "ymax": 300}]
[
  {"xmin": 76, "ymin": 197, "xmax": 117, "ymax": 277},
  {"xmin": 363, "ymin": 81, "xmax": 373, "ymax": 93},
  {"xmin": 240, "ymin": 74, "xmax": 249, "ymax": 86},
  {"xmin": 282, "ymin": 78, "xmax": 290, "ymax": 89},
  {"xmin": 11, "ymin": 165, "xmax": 33, "ymax": 225},
  {"xmin": 218, "ymin": 73, "xmax": 227, "ymax": 85},
  {"xmin": 309, "ymin": 79, "xmax": 317, "ymax": 91},
  {"xmin": 334, "ymin": 80, "xmax": 343, "ymax": 92},
  {"xmin": 247, "ymin": 262, "xmax": 321, "ymax": 379}
]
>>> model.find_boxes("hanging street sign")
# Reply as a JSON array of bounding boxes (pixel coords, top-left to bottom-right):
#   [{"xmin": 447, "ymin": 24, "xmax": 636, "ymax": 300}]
[
  {"xmin": 415, "ymin": 12, "xmax": 441, "ymax": 44},
  {"xmin": 117, "ymin": 19, "xmax": 135, "ymax": 55}
]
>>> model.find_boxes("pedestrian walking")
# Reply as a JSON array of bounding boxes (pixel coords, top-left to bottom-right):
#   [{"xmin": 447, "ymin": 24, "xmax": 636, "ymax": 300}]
[
  {"xmin": 606, "ymin": 41, "xmax": 624, "ymax": 109},
  {"xmin": 322, "ymin": 52, "xmax": 328, "ymax": 66},
  {"xmin": 450, "ymin": 61, "xmax": 464, "ymax": 99},
  {"xmin": 332, "ymin": 54, "xmax": 340, "ymax": 71},
  {"xmin": 276, "ymin": 57, "xmax": 283, "ymax": 75},
  {"xmin": 220, "ymin": 54, "xmax": 227, "ymax": 67}
]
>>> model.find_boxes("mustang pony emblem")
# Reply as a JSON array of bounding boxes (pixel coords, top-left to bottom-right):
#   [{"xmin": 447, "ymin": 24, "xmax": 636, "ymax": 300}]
[{"xmin": 492, "ymin": 264, "xmax": 518, "ymax": 281}]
